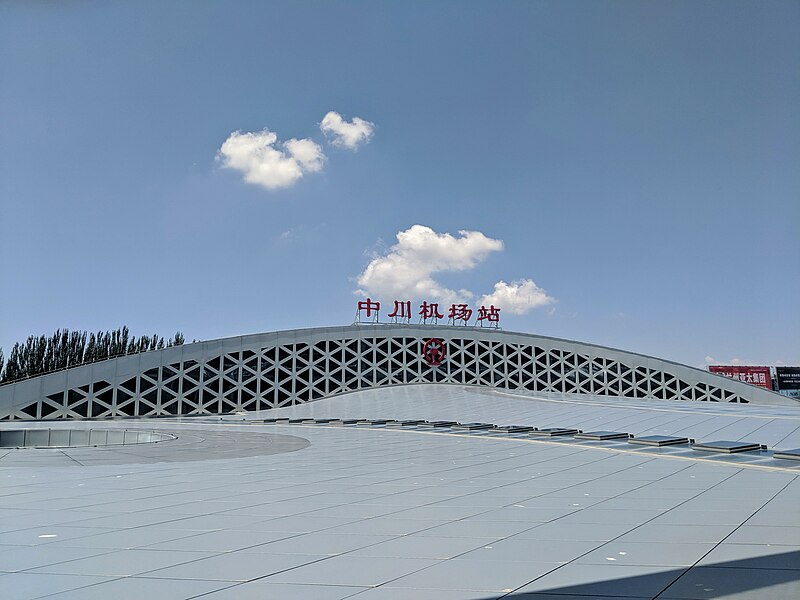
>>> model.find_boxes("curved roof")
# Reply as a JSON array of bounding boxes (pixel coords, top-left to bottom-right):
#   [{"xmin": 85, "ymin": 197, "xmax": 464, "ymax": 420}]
[
  {"xmin": 0, "ymin": 325, "xmax": 793, "ymax": 422},
  {"xmin": 0, "ymin": 383, "xmax": 798, "ymax": 598}
]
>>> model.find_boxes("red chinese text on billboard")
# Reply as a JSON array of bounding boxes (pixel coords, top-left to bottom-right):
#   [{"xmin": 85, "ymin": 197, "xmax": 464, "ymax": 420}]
[{"xmin": 708, "ymin": 365, "xmax": 772, "ymax": 390}]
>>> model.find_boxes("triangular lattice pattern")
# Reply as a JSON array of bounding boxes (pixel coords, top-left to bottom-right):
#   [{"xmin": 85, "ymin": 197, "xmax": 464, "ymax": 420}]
[{"xmin": 5, "ymin": 335, "xmax": 751, "ymax": 420}]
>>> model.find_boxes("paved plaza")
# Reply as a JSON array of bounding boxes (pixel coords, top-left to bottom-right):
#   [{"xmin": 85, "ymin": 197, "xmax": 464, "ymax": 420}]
[{"xmin": 1, "ymin": 385, "xmax": 799, "ymax": 599}]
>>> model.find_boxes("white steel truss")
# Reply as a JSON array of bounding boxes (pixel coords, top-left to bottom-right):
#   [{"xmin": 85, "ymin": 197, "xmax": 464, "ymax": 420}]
[{"xmin": 0, "ymin": 329, "xmax": 763, "ymax": 421}]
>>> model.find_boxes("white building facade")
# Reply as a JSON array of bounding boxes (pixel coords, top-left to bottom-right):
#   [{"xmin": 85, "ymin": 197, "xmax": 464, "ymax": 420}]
[{"xmin": 0, "ymin": 325, "xmax": 794, "ymax": 421}]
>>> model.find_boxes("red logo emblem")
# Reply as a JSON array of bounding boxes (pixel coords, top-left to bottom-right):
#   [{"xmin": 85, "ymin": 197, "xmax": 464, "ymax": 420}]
[{"xmin": 423, "ymin": 338, "xmax": 446, "ymax": 366}]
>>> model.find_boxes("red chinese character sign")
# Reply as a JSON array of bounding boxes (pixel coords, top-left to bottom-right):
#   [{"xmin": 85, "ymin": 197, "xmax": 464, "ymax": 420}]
[
  {"xmin": 419, "ymin": 301, "xmax": 444, "ymax": 324},
  {"xmin": 422, "ymin": 338, "xmax": 446, "ymax": 366},
  {"xmin": 355, "ymin": 299, "xmax": 500, "ymax": 328},
  {"xmin": 356, "ymin": 298, "xmax": 381, "ymax": 323},
  {"xmin": 448, "ymin": 303, "xmax": 473, "ymax": 325},
  {"xmin": 476, "ymin": 305, "xmax": 501, "ymax": 328},
  {"xmin": 388, "ymin": 300, "xmax": 411, "ymax": 323}
]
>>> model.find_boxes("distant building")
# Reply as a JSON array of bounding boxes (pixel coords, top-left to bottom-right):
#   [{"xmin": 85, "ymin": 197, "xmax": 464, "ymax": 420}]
[{"xmin": 708, "ymin": 364, "xmax": 800, "ymax": 399}]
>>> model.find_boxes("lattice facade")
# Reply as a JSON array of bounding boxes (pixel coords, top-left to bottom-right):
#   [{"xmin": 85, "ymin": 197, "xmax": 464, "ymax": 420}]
[{"xmin": 0, "ymin": 326, "xmax": 789, "ymax": 420}]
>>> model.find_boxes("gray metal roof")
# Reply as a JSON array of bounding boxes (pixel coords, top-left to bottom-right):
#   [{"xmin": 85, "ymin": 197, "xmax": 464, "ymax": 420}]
[{"xmin": 1, "ymin": 384, "xmax": 798, "ymax": 598}]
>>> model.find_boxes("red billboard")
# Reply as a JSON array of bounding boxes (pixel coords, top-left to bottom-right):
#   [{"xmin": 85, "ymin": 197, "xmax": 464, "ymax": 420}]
[{"xmin": 709, "ymin": 366, "xmax": 772, "ymax": 390}]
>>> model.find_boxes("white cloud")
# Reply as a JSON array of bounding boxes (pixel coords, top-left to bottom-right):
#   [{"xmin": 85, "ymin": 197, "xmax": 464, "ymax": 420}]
[
  {"xmin": 217, "ymin": 129, "xmax": 325, "ymax": 190},
  {"xmin": 356, "ymin": 225, "xmax": 557, "ymax": 315},
  {"xmin": 479, "ymin": 279, "xmax": 555, "ymax": 315},
  {"xmin": 284, "ymin": 138, "xmax": 325, "ymax": 172},
  {"xmin": 356, "ymin": 225, "xmax": 503, "ymax": 307},
  {"xmin": 320, "ymin": 111, "xmax": 374, "ymax": 149}
]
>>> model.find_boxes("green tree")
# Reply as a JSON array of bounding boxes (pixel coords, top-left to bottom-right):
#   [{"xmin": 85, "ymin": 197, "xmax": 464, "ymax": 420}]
[{"xmin": 0, "ymin": 327, "xmax": 187, "ymax": 385}]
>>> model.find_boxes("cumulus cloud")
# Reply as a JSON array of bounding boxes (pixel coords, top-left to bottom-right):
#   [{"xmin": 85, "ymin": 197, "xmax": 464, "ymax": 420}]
[
  {"xmin": 320, "ymin": 111, "xmax": 374, "ymax": 149},
  {"xmin": 356, "ymin": 225, "xmax": 503, "ymax": 307},
  {"xmin": 356, "ymin": 225, "xmax": 557, "ymax": 316},
  {"xmin": 217, "ymin": 129, "xmax": 324, "ymax": 190},
  {"xmin": 479, "ymin": 279, "xmax": 555, "ymax": 314},
  {"xmin": 284, "ymin": 138, "xmax": 325, "ymax": 172}
]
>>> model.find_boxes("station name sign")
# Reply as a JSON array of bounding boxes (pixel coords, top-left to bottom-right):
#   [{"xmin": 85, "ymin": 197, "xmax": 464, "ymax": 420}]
[{"xmin": 355, "ymin": 298, "xmax": 501, "ymax": 328}]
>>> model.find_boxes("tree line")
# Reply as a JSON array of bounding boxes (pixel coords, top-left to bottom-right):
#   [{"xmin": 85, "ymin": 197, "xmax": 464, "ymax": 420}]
[{"xmin": 0, "ymin": 327, "xmax": 185, "ymax": 385}]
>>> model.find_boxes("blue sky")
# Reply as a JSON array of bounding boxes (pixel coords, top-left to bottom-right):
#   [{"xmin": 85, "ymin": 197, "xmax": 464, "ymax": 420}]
[{"xmin": 1, "ymin": 0, "xmax": 798, "ymax": 367}]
